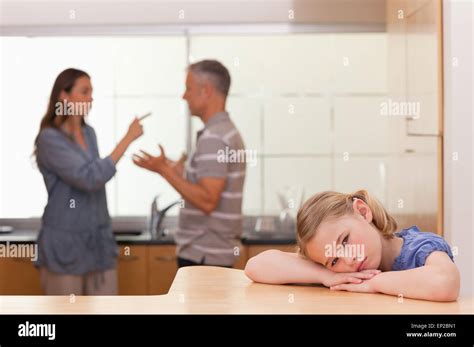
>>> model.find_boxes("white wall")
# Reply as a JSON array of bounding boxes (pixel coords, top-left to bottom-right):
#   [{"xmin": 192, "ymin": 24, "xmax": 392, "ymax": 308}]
[{"xmin": 443, "ymin": 0, "xmax": 474, "ymax": 297}]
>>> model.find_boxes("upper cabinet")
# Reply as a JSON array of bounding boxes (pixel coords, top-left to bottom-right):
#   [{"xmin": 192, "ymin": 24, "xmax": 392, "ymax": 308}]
[
  {"xmin": 386, "ymin": 0, "xmax": 444, "ymax": 234},
  {"xmin": 387, "ymin": 0, "xmax": 443, "ymax": 137}
]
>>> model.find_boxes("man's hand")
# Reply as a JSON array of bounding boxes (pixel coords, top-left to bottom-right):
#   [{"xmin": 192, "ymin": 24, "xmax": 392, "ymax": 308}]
[
  {"xmin": 133, "ymin": 146, "xmax": 225, "ymax": 214},
  {"xmin": 166, "ymin": 152, "xmax": 187, "ymax": 177},
  {"xmin": 132, "ymin": 144, "xmax": 172, "ymax": 176},
  {"xmin": 322, "ymin": 269, "xmax": 381, "ymax": 288}
]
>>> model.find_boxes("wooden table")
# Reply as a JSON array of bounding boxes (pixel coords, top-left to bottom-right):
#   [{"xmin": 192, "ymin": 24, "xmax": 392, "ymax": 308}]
[{"xmin": 0, "ymin": 267, "xmax": 472, "ymax": 314}]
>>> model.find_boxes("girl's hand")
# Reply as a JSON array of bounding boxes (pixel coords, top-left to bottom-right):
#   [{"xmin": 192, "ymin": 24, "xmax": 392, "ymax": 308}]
[
  {"xmin": 322, "ymin": 269, "xmax": 381, "ymax": 288},
  {"xmin": 329, "ymin": 273, "xmax": 380, "ymax": 293}
]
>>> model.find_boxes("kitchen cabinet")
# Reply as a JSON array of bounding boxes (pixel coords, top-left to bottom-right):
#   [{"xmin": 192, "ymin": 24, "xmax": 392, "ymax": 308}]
[
  {"xmin": 233, "ymin": 245, "xmax": 248, "ymax": 270},
  {"xmin": 0, "ymin": 242, "xmax": 296, "ymax": 295},
  {"xmin": 0, "ymin": 255, "xmax": 42, "ymax": 295},
  {"xmin": 148, "ymin": 245, "xmax": 178, "ymax": 295},
  {"xmin": 124, "ymin": 244, "xmax": 297, "ymax": 294},
  {"xmin": 117, "ymin": 245, "xmax": 148, "ymax": 295},
  {"xmin": 117, "ymin": 244, "xmax": 179, "ymax": 295},
  {"xmin": 387, "ymin": 0, "xmax": 443, "ymax": 235},
  {"xmin": 387, "ymin": 0, "xmax": 442, "ymax": 136}
]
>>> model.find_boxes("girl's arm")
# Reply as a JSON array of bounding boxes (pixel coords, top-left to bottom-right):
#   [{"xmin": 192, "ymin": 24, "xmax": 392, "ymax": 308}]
[
  {"xmin": 245, "ymin": 250, "xmax": 379, "ymax": 286},
  {"xmin": 331, "ymin": 251, "xmax": 460, "ymax": 302}
]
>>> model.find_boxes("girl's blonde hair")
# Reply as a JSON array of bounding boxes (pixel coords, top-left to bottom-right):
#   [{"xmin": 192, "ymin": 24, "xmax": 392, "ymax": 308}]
[{"xmin": 296, "ymin": 190, "xmax": 397, "ymax": 258}]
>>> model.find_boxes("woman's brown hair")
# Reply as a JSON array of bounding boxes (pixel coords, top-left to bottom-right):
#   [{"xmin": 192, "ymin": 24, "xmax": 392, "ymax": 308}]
[
  {"xmin": 33, "ymin": 68, "xmax": 89, "ymax": 155},
  {"xmin": 296, "ymin": 190, "xmax": 398, "ymax": 258}
]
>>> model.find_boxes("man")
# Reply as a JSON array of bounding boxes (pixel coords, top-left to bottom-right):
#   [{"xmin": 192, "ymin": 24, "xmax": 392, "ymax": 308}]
[{"xmin": 133, "ymin": 60, "xmax": 246, "ymax": 268}]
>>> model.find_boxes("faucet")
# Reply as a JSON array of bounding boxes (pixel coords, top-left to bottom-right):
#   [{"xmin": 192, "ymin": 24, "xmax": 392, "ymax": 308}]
[
  {"xmin": 149, "ymin": 195, "xmax": 181, "ymax": 238},
  {"xmin": 279, "ymin": 208, "xmax": 296, "ymax": 234},
  {"xmin": 276, "ymin": 186, "xmax": 304, "ymax": 234}
]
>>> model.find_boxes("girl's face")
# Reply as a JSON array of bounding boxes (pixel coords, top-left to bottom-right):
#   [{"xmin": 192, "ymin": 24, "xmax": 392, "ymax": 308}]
[{"xmin": 305, "ymin": 200, "xmax": 383, "ymax": 273}]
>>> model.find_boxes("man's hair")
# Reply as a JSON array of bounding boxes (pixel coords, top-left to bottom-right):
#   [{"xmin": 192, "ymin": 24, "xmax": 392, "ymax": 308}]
[{"xmin": 188, "ymin": 60, "xmax": 231, "ymax": 97}]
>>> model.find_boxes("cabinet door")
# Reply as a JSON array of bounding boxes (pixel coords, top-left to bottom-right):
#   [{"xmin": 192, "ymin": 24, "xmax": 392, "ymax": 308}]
[
  {"xmin": 386, "ymin": 0, "xmax": 443, "ymax": 235},
  {"xmin": 247, "ymin": 244, "xmax": 297, "ymax": 259},
  {"xmin": 117, "ymin": 245, "xmax": 148, "ymax": 295},
  {"xmin": 148, "ymin": 245, "xmax": 178, "ymax": 295},
  {"xmin": 0, "ymin": 256, "xmax": 42, "ymax": 295},
  {"xmin": 233, "ymin": 245, "xmax": 248, "ymax": 270}
]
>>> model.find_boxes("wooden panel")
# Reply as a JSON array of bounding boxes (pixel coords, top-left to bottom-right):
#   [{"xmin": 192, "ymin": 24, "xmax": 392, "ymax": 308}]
[
  {"xmin": 406, "ymin": 0, "xmax": 443, "ymax": 235},
  {"xmin": 233, "ymin": 245, "xmax": 248, "ymax": 270},
  {"xmin": 386, "ymin": 0, "xmax": 408, "ymax": 99},
  {"xmin": 387, "ymin": 0, "xmax": 442, "ymax": 133},
  {"xmin": 293, "ymin": 0, "xmax": 386, "ymax": 24},
  {"xmin": 436, "ymin": 0, "xmax": 444, "ymax": 236},
  {"xmin": 386, "ymin": 0, "xmax": 443, "ymax": 235},
  {"xmin": 0, "ymin": 257, "xmax": 42, "ymax": 295},
  {"xmin": 117, "ymin": 245, "xmax": 148, "ymax": 295},
  {"xmin": 148, "ymin": 245, "xmax": 178, "ymax": 295},
  {"xmin": 393, "ymin": 213, "xmax": 437, "ymax": 233},
  {"xmin": 247, "ymin": 244, "xmax": 297, "ymax": 259},
  {"xmin": 405, "ymin": 0, "xmax": 441, "ymax": 134},
  {"xmin": 405, "ymin": 0, "xmax": 433, "ymax": 16}
]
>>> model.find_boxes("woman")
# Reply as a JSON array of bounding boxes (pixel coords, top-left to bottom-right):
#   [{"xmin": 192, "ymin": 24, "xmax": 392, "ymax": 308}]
[
  {"xmin": 245, "ymin": 190, "xmax": 459, "ymax": 302},
  {"xmin": 34, "ymin": 68, "xmax": 144, "ymax": 295}
]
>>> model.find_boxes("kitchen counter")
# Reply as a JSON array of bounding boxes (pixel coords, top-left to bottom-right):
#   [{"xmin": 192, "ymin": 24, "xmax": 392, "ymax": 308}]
[
  {"xmin": 0, "ymin": 267, "xmax": 472, "ymax": 314},
  {"xmin": 0, "ymin": 229, "xmax": 296, "ymax": 245}
]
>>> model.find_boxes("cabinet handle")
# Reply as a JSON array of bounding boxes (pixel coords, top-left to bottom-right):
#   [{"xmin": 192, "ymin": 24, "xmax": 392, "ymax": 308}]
[
  {"xmin": 406, "ymin": 118, "xmax": 441, "ymax": 137},
  {"xmin": 12, "ymin": 257, "xmax": 34, "ymax": 263},
  {"xmin": 153, "ymin": 255, "xmax": 176, "ymax": 261},
  {"xmin": 118, "ymin": 255, "xmax": 140, "ymax": 261}
]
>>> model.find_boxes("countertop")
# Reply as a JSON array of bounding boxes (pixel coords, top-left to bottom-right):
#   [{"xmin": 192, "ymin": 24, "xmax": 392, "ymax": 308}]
[
  {"xmin": 0, "ymin": 229, "xmax": 296, "ymax": 245},
  {"xmin": 0, "ymin": 267, "xmax": 472, "ymax": 314}
]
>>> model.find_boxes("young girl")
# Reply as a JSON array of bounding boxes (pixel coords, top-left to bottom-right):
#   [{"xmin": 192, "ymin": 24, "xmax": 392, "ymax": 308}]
[{"xmin": 245, "ymin": 190, "xmax": 459, "ymax": 302}]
